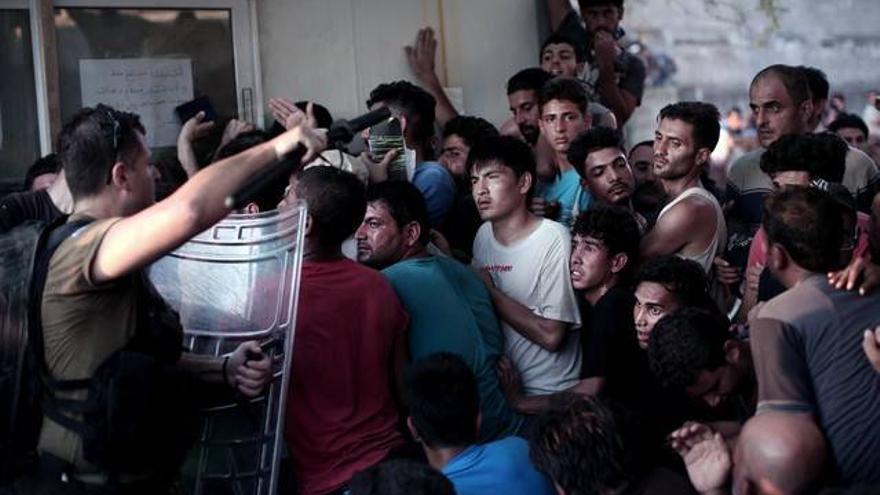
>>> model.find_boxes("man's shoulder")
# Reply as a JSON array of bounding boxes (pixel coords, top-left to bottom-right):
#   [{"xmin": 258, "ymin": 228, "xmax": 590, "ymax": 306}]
[
  {"xmin": 414, "ymin": 161, "xmax": 454, "ymax": 183},
  {"xmin": 845, "ymin": 146, "xmax": 879, "ymax": 178},
  {"xmin": 729, "ymin": 148, "xmax": 765, "ymax": 178},
  {"xmin": 757, "ymin": 277, "xmax": 831, "ymax": 323}
]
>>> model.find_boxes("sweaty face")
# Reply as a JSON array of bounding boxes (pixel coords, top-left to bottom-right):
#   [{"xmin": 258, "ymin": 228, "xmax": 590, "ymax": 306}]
[
  {"xmin": 835, "ymin": 127, "xmax": 868, "ymax": 153},
  {"xmin": 628, "ymin": 144, "xmax": 654, "ymax": 187},
  {"xmin": 541, "ymin": 43, "xmax": 581, "ymax": 78},
  {"xmin": 685, "ymin": 365, "xmax": 741, "ymax": 410},
  {"xmin": 470, "ymin": 160, "xmax": 529, "ymax": 222},
  {"xmin": 508, "ymin": 90, "xmax": 542, "ymax": 145},
  {"xmin": 653, "ymin": 118, "xmax": 702, "ymax": 181},
  {"xmin": 355, "ymin": 201, "xmax": 406, "ymax": 269},
  {"xmin": 749, "ymin": 74, "xmax": 809, "ymax": 148},
  {"xmin": 581, "ymin": 4, "xmax": 622, "ymax": 35},
  {"xmin": 541, "ymin": 99, "xmax": 589, "ymax": 153},
  {"xmin": 439, "ymin": 134, "xmax": 470, "ymax": 179},
  {"xmin": 570, "ymin": 234, "xmax": 613, "ymax": 291},
  {"xmin": 633, "ymin": 281, "xmax": 680, "ymax": 349},
  {"xmin": 581, "ymin": 147, "xmax": 635, "ymax": 206}
]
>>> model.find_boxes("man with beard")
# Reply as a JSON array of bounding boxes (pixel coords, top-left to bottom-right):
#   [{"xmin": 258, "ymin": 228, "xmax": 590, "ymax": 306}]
[
  {"xmin": 567, "ymin": 126, "xmax": 647, "ymax": 230},
  {"xmin": 641, "ymin": 102, "xmax": 727, "ymax": 273}
]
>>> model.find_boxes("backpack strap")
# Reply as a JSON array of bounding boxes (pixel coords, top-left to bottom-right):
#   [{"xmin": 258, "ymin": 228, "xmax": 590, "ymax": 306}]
[{"xmin": 27, "ymin": 217, "xmax": 97, "ymax": 436}]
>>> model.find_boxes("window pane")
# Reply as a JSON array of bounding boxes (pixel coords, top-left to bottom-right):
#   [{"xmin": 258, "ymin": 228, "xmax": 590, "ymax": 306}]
[
  {"xmin": 0, "ymin": 9, "xmax": 39, "ymax": 185},
  {"xmin": 54, "ymin": 8, "xmax": 237, "ymax": 150}
]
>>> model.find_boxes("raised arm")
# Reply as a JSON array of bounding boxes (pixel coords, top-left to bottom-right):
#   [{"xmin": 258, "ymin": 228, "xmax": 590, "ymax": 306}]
[
  {"xmin": 405, "ymin": 27, "xmax": 459, "ymax": 128},
  {"xmin": 545, "ymin": 0, "xmax": 574, "ymax": 32},
  {"xmin": 93, "ymin": 118, "xmax": 326, "ymax": 284},
  {"xmin": 593, "ymin": 31, "xmax": 640, "ymax": 124}
]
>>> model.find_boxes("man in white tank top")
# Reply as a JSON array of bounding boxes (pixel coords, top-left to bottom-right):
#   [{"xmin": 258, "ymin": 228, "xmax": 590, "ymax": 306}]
[{"xmin": 640, "ymin": 102, "xmax": 727, "ymax": 273}]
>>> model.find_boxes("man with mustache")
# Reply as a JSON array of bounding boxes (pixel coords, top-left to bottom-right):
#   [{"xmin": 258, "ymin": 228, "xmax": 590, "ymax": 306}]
[{"xmin": 641, "ymin": 102, "xmax": 727, "ymax": 274}]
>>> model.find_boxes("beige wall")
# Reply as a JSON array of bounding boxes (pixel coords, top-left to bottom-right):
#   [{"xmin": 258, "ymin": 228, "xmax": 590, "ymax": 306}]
[{"xmin": 257, "ymin": 0, "xmax": 542, "ymax": 127}]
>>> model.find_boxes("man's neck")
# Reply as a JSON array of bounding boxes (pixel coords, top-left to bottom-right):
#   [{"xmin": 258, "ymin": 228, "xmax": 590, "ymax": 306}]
[
  {"xmin": 776, "ymin": 265, "xmax": 820, "ymax": 289},
  {"xmin": 583, "ymin": 277, "xmax": 618, "ymax": 306},
  {"xmin": 660, "ymin": 170, "xmax": 702, "ymax": 200},
  {"xmin": 72, "ymin": 194, "xmax": 122, "ymax": 220},
  {"xmin": 424, "ymin": 445, "xmax": 468, "ymax": 471},
  {"xmin": 400, "ymin": 244, "xmax": 430, "ymax": 262},
  {"xmin": 302, "ymin": 241, "xmax": 345, "ymax": 262},
  {"xmin": 491, "ymin": 207, "xmax": 540, "ymax": 246},
  {"xmin": 555, "ymin": 153, "xmax": 574, "ymax": 174},
  {"xmin": 48, "ymin": 171, "xmax": 74, "ymax": 214}
]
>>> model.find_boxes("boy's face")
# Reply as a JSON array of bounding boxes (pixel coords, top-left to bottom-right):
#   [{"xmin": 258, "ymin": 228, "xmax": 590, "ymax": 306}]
[
  {"xmin": 541, "ymin": 42, "xmax": 582, "ymax": 78},
  {"xmin": 470, "ymin": 160, "xmax": 530, "ymax": 222},
  {"xmin": 541, "ymin": 99, "xmax": 590, "ymax": 154}
]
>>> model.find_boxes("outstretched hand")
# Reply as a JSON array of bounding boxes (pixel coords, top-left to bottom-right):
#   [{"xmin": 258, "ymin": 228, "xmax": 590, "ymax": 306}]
[
  {"xmin": 828, "ymin": 256, "xmax": 880, "ymax": 296},
  {"xmin": 668, "ymin": 422, "xmax": 731, "ymax": 494},
  {"xmin": 405, "ymin": 27, "xmax": 439, "ymax": 82},
  {"xmin": 219, "ymin": 119, "xmax": 255, "ymax": 149},
  {"xmin": 269, "ymin": 98, "xmax": 319, "ymax": 130},
  {"xmin": 179, "ymin": 111, "xmax": 216, "ymax": 144}
]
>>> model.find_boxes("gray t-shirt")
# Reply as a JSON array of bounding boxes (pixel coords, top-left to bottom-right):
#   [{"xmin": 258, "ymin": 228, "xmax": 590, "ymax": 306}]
[{"xmin": 751, "ymin": 275, "xmax": 880, "ymax": 484}]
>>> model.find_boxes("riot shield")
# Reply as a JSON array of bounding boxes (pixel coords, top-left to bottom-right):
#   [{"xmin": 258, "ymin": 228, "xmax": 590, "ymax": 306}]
[
  {"xmin": 148, "ymin": 202, "xmax": 306, "ymax": 495},
  {"xmin": 0, "ymin": 222, "xmax": 44, "ymax": 482}
]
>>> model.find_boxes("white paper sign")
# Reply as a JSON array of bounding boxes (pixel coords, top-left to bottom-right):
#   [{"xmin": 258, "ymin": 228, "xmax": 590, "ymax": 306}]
[{"xmin": 79, "ymin": 58, "xmax": 194, "ymax": 147}]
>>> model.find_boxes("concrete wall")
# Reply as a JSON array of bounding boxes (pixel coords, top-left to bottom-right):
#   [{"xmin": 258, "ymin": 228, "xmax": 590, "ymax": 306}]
[{"xmin": 257, "ymin": 0, "xmax": 543, "ymax": 127}]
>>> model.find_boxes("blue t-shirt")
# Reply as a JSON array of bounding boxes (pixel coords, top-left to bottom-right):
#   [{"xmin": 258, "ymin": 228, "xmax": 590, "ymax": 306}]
[
  {"xmin": 383, "ymin": 256, "xmax": 523, "ymax": 440},
  {"xmin": 412, "ymin": 161, "xmax": 456, "ymax": 227},
  {"xmin": 442, "ymin": 437, "xmax": 555, "ymax": 495},
  {"xmin": 540, "ymin": 168, "xmax": 591, "ymax": 227}
]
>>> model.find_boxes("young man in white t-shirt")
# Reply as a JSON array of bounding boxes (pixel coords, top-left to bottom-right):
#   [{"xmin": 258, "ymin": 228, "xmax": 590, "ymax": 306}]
[{"xmin": 469, "ymin": 135, "xmax": 582, "ymax": 396}]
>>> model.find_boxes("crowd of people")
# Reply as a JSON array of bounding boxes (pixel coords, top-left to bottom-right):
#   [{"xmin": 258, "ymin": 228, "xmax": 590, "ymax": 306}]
[{"xmin": 2, "ymin": 0, "xmax": 880, "ymax": 494}]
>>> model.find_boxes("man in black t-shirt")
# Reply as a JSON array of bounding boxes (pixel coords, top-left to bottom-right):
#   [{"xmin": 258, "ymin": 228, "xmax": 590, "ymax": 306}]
[
  {"xmin": 496, "ymin": 204, "xmax": 641, "ymax": 414},
  {"xmin": 0, "ymin": 155, "xmax": 72, "ymax": 234}
]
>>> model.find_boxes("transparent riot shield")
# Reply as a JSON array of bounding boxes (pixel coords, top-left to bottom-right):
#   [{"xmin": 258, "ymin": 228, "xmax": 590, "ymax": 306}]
[
  {"xmin": 148, "ymin": 202, "xmax": 306, "ymax": 495},
  {"xmin": 0, "ymin": 222, "xmax": 43, "ymax": 481}
]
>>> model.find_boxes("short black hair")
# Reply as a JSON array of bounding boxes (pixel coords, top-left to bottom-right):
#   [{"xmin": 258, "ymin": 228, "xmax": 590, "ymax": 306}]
[
  {"xmin": 466, "ymin": 135, "xmax": 536, "ymax": 197},
  {"xmin": 567, "ymin": 126, "xmax": 625, "ymax": 177},
  {"xmin": 366, "ymin": 81, "xmax": 437, "ymax": 147},
  {"xmin": 572, "ymin": 204, "xmax": 641, "ymax": 278},
  {"xmin": 294, "ymin": 166, "xmax": 366, "ymax": 249},
  {"xmin": 760, "ymin": 133, "xmax": 847, "ymax": 183},
  {"xmin": 751, "ymin": 65, "xmax": 812, "ymax": 106},
  {"xmin": 797, "ymin": 66, "xmax": 830, "ymax": 102},
  {"xmin": 635, "ymin": 256, "xmax": 717, "ymax": 311},
  {"xmin": 657, "ymin": 101, "xmax": 721, "ymax": 152},
  {"xmin": 647, "ymin": 307, "xmax": 729, "ymax": 391},
  {"xmin": 828, "ymin": 113, "xmax": 869, "ymax": 138},
  {"xmin": 349, "ymin": 459, "xmax": 455, "ymax": 495},
  {"xmin": 578, "ymin": 0, "xmax": 624, "ymax": 9},
  {"xmin": 539, "ymin": 77, "xmax": 589, "ymax": 116},
  {"xmin": 762, "ymin": 187, "xmax": 846, "ymax": 273},
  {"xmin": 58, "ymin": 104, "xmax": 146, "ymax": 200},
  {"xmin": 541, "ymin": 33, "xmax": 585, "ymax": 63},
  {"xmin": 506, "ymin": 68, "xmax": 553, "ymax": 95},
  {"xmin": 213, "ymin": 130, "xmax": 287, "ymax": 211},
  {"xmin": 441, "ymin": 116, "xmax": 499, "ymax": 148},
  {"xmin": 529, "ymin": 396, "xmax": 629, "ymax": 494},
  {"xmin": 294, "ymin": 100, "xmax": 333, "ymax": 129},
  {"xmin": 365, "ymin": 181, "xmax": 431, "ymax": 246},
  {"xmin": 404, "ymin": 353, "xmax": 479, "ymax": 449},
  {"xmin": 24, "ymin": 153, "xmax": 60, "ymax": 191}
]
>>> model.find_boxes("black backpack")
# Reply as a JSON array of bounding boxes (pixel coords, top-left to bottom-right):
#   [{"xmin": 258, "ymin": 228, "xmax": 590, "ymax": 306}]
[{"xmin": 23, "ymin": 217, "xmax": 200, "ymax": 475}]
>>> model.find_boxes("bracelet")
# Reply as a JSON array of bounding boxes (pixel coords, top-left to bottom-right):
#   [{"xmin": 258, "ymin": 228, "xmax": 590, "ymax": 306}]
[{"xmin": 222, "ymin": 356, "xmax": 231, "ymax": 387}]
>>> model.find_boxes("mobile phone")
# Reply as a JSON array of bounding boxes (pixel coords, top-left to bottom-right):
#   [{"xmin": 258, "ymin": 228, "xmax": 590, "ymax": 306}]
[
  {"xmin": 175, "ymin": 96, "xmax": 218, "ymax": 124},
  {"xmin": 369, "ymin": 118, "xmax": 409, "ymax": 181}
]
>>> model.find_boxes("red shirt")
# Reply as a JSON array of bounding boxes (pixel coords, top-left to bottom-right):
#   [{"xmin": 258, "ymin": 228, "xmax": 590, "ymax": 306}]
[{"xmin": 285, "ymin": 258, "xmax": 408, "ymax": 495}]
